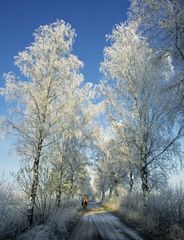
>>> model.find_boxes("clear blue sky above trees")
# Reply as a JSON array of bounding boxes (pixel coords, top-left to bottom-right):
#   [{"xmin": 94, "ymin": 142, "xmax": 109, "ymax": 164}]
[
  {"xmin": 0, "ymin": 0, "xmax": 129, "ymax": 85},
  {"xmin": 0, "ymin": 0, "xmax": 129, "ymax": 177}
]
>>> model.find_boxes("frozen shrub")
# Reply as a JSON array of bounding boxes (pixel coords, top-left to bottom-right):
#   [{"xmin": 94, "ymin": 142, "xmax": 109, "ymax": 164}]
[
  {"xmin": 168, "ymin": 224, "xmax": 184, "ymax": 240},
  {"xmin": 0, "ymin": 184, "xmax": 27, "ymax": 239},
  {"xmin": 119, "ymin": 191, "xmax": 145, "ymax": 224},
  {"xmin": 146, "ymin": 185, "xmax": 184, "ymax": 238},
  {"xmin": 18, "ymin": 201, "xmax": 80, "ymax": 240},
  {"xmin": 117, "ymin": 184, "xmax": 184, "ymax": 240}
]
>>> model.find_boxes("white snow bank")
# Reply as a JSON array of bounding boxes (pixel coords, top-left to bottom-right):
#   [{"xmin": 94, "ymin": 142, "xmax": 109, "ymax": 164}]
[{"xmin": 18, "ymin": 204, "xmax": 80, "ymax": 240}]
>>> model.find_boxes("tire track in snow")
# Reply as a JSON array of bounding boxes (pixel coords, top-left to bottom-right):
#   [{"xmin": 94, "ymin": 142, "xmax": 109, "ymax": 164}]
[{"xmin": 67, "ymin": 203, "xmax": 144, "ymax": 240}]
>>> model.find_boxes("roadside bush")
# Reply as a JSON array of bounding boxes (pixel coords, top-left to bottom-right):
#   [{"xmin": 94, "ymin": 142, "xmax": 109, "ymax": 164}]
[
  {"xmin": 0, "ymin": 183, "xmax": 27, "ymax": 240},
  {"xmin": 0, "ymin": 176, "xmax": 80, "ymax": 240},
  {"xmin": 18, "ymin": 200, "xmax": 80, "ymax": 240},
  {"xmin": 118, "ymin": 184, "xmax": 184, "ymax": 240}
]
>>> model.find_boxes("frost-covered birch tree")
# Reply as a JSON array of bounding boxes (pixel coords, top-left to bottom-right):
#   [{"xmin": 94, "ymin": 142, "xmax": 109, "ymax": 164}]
[
  {"xmin": 129, "ymin": 0, "xmax": 184, "ymax": 115},
  {"xmin": 49, "ymin": 84, "xmax": 103, "ymax": 206},
  {"xmin": 92, "ymin": 125, "xmax": 127, "ymax": 200},
  {"xmin": 0, "ymin": 20, "xmax": 88, "ymax": 224},
  {"xmin": 129, "ymin": 0, "xmax": 184, "ymax": 60},
  {"xmin": 100, "ymin": 21, "xmax": 183, "ymax": 201}
]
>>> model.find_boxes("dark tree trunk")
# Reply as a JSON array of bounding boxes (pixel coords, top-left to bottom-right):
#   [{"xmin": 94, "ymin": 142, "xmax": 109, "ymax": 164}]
[
  {"xmin": 101, "ymin": 190, "xmax": 105, "ymax": 202},
  {"xmin": 114, "ymin": 178, "xmax": 119, "ymax": 197},
  {"xmin": 28, "ymin": 132, "xmax": 43, "ymax": 225},
  {"xmin": 28, "ymin": 158, "xmax": 40, "ymax": 224},
  {"xmin": 56, "ymin": 183, "xmax": 62, "ymax": 208},
  {"xmin": 109, "ymin": 186, "xmax": 113, "ymax": 199},
  {"xmin": 140, "ymin": 142, "xmax": 149, "ymax": 204},
  {"xmin": 129, "ymin": 170, "xmax": 134, "ymax": 193},
  {"xmin": 140, "ymin": 163, "xmax": 149, "ymax": 202},
  {"xmin": 70, "ymin": 174, "xmax": 75, "ymax": 199},
  {"xmin": 56, "ymin": 170, "xmax": 63, "ymax": 208}
]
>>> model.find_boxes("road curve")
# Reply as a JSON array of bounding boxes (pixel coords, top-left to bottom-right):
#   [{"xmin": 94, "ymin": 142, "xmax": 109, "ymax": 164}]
[{"xmin": 67, "ymin": 202, "xmax": 144, "ymax": 240}]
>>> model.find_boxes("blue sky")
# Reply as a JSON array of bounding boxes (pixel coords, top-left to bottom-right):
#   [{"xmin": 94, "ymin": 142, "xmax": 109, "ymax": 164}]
[
  {"xmin": 0, "ymin": 0, "xmax": 129, "ymax": 84},
  {"xmin": 0, "ymin": 0, "xmax": 130, "ymax": 178},
  {"xmin": 1, "ymin": 0, "xmax": 183, "ymax": 185}
]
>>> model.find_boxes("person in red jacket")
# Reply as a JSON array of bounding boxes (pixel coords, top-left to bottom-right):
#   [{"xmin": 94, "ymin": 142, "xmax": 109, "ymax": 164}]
[{"xmin": 82, "ymin": 194, "xmax": 88, "ymax": 211}]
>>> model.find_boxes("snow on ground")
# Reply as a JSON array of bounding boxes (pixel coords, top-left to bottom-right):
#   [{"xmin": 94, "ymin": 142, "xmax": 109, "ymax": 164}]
[{"xmin": 68, "ymin": 202, "xmax": 144, "ymax": 240}]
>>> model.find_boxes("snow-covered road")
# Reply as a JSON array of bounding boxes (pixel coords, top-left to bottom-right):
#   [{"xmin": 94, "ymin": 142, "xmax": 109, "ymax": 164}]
[{"xmin": 68, "ymin": 202, "xmax": 144, "ymax": 240}]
